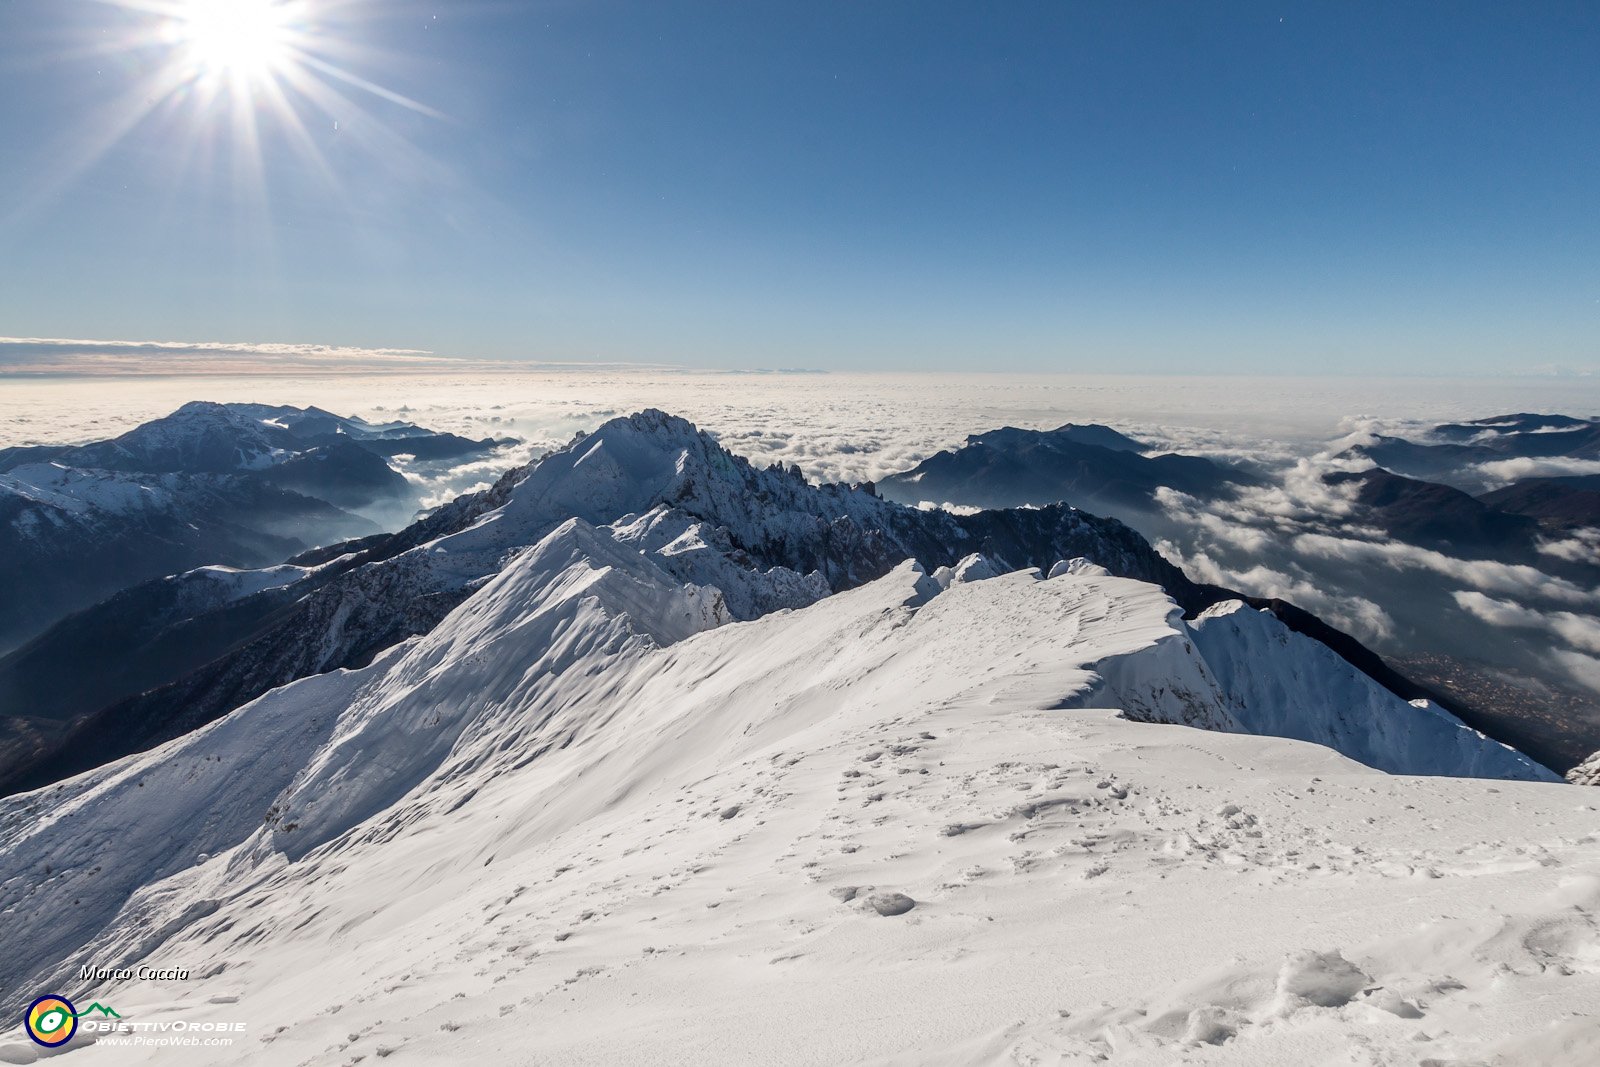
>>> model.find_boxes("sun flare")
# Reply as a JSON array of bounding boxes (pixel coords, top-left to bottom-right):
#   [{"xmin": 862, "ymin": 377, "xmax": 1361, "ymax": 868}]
[
  {"xmin": 173, "ymin": 0, "xmax": 294, "ymax": 82},
  {"xmin": 33, "ymin": 0, "xmax": 446, "ymax": 218}
]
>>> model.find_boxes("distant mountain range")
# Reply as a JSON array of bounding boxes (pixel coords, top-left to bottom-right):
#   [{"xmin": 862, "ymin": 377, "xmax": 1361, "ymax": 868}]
[
  {"xmin": 869, "ymin": 415, "xmax": 1600, "ymax": 773},
  {"xmin": 1341, "ymin": 412, "xmax": 1600, "ymax": 488},
  {"xmin": 1326, "ymin": 414, "xmax": 1600, "ymax": 562},
  {"xmin": 0, "ymin": 402, "xmax": 509, "ymax": 652},
  {"xmin": 1477, "ymin": 475, "xmax": 1600, "ymax": 532},
  {"xmin": 0, "ymin": 410, "xmax": 1501, "ymax": 798},
  {"xmin": 1319, "ymin": 468, "xmax": 1600, "ymax": 571},
  {"xmin": 876, "ymin": 423, "xmax": 1261, "ymax": 512}
]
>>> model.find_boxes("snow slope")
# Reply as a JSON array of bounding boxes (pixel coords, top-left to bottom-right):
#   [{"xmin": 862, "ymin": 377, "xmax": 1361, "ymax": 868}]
[
  {"xmin": 0, "ymin": 463, "xmax": 180, "ymax": 517},
  {"xmin": 0, "ymin": 536, "xmax": 1590, "ymax": 1065},
  {"xmin": 1185, "ymin": 600, "xmax": 1548, "ymax": 779}
]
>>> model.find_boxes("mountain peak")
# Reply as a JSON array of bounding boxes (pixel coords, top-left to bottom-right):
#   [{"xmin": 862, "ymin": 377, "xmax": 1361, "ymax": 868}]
[
  {"xmin": 960, "ymin": 423, "xmax": 1148, "ymax": 454},
  {"xmin": 172, "ymin": 399, "xmax": 239, "ymax": 417}
]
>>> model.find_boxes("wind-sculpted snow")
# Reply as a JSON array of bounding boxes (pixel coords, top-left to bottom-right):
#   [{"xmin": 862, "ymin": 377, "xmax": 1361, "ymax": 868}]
[
  {"xmin": 0, "ymin": 656, "xmax": 385, "ymax": 1001},
  {"xmin": 1186, "ymin": 601, "xmax": 1556, "ymax": 780},
  {"xmin": 261, "ymin": 518, "xmax": 739, "ymax": 862},
  {"xmin": 1032, "ymin": 874, "xmax": 1600, "ymax": 1063},
  {"xmin": 1051, "ymin": 591, "xmax": 1552, "ymax": 781},
  {"xmin": 0, "ymin": 551, "xmax": 1574, "ymax": 1031}
]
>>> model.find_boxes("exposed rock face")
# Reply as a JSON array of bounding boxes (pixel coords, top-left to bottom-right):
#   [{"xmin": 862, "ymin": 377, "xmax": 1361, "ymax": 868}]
[{"xmin": 1568, "ymin": 750, "xmax": 1600, "ymax": 786}]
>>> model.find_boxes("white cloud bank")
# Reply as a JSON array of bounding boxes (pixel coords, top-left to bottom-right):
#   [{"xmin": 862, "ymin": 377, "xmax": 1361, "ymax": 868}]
[
  {"xmin": 1292, "ymin": 532, "xmax": 1600, "ymax": 609},
  {"xmin": 1475, "ymin": 456, "xmax": 1600, "ymax": 488},
  {"xmin": 1451, "ymin": 592, "xmax": 1600, "ymax": 656},
  {"xmin": 1449, "ymin": 589, "xmax": 1600, "ymax": 698},
  {"xmin": 1540, "ymin": 528, "xmax": 1600, "ymax": 563},
  {"xmin": 0, "ymin": 337, "xmax": 656, "ymax": 376}
]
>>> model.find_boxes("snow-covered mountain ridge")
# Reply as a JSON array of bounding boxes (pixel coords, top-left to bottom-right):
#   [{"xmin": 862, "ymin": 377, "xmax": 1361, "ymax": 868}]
[
  {"xmin": 0, "ymin": 402, "xmax": 511, "ymax": 656},
  {"xmin": 4, "ymin": 410, "xmax": 1554, "ymax": 800},
  {"xmin": 0, "ymin": 512, "xmax": 1588, "ymax": 1065},
  {"xmin": 3, "ymin": 401, "xmax": 506, "ymax": 477},
  {"xmin": 1, "ymin": 410, "xmax": 1211, "ymax": 795},
  {"xmin": 0, "ymin": 458, "xmax": 371, "ymax": 657}
]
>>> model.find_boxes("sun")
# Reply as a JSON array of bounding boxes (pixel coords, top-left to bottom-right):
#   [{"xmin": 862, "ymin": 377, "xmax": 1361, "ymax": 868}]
[
  {"xmin": 16, "ymin": 0, "xmax": 447, "ymax": 225},
  {"xmin": 172, "ymin": 0, "xmax": 295, "ymax": 84}
]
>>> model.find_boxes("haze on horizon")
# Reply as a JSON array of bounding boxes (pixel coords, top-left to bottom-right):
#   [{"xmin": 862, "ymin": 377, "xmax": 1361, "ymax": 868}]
[{"xmin": 0, "ymin": 2, "xmax": 1597, "ymax": 376}]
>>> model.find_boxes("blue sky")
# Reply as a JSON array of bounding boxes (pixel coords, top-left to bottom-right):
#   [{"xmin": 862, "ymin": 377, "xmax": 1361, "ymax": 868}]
[{"xmin": 1, "ymin": 1, "xmax": 1596, "ymax": 373}]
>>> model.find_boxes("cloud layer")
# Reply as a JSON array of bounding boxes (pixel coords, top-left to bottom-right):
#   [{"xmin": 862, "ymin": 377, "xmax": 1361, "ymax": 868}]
[{"xmin": 0, "ymin": 337, "xmax": 655, "ymax": 376}]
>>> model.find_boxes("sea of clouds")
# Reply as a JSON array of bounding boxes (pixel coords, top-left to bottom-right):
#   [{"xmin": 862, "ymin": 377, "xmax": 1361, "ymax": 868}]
[{"xmin": 5, "ymin": 366, "xmax": 1598, "ymax": 704}]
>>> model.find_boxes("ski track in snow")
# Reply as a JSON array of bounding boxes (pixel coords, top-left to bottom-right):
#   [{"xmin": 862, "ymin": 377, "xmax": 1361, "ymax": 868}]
[{"xmin": 1, "ymin": 530, "xmax": 1596, "ymax": 1066}]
